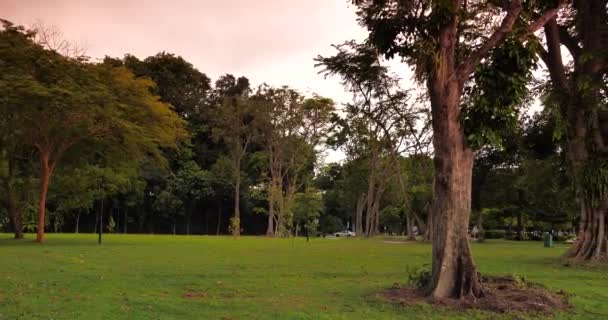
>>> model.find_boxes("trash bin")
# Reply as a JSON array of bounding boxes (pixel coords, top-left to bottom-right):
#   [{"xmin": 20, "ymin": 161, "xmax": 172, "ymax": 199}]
[{"xmin": 543, "ymin": 232, "xmax": 553, "ymax": 248}]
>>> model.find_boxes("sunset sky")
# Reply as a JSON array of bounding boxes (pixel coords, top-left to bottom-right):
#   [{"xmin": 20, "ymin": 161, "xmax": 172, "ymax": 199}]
[
  {"xmin": 2, "ymin": 0, "xmax": 391, "ymax": 161},
  {"xmin": 1, "ymin": 0, "xmax": 369, "ymax": 103}
]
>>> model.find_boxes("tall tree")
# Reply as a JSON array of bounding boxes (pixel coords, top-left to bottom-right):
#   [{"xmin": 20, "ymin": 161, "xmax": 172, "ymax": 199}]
[
  {"xmin": 0, "ymin": 21, "xmax": 186, "ymax": 241},
  {"xmin": 255, "ymin": 87, "xmax": 334, "ymax": 236},
  {"xmin": 317, "ymin": 41, "xmax": 431, "ymax": 238},
  {"xmin": 350, "ymin": 0, "xmax": 563, "ymax": 298},
  {"xmin": 535, "ymin": 1, "xmax": 608, "ymax": 261},
  {"xmin": 211, "ymin": 75, "xmax": 255, "ymax": 237}
]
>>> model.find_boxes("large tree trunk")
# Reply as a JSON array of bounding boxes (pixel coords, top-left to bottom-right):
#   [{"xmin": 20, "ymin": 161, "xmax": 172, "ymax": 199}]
[
  {"xmin": 540, "ymin": 4, "xmax": 608, "ymax": 262},
  {"xmin": 568, "ymin": 202, "xmax": 608, "ymax": 260},
  {"xmin": 428, "ymin": 72, "xmax": 482, "ymax": 299}
]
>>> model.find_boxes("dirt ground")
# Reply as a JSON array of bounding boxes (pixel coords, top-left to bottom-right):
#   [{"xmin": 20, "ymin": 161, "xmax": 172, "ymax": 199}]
[{"xmin": 382, "ymin": 275, "xmax": 570, "ymax": 315}]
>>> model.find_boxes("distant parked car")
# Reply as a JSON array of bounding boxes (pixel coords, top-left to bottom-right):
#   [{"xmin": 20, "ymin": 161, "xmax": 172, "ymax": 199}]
[{"xmin": 334, "ymin": 230, "xmax": 356, "ymax": 237}]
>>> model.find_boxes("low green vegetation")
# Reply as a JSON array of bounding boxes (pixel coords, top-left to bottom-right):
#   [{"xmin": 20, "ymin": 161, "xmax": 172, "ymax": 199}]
[{"xmin": 1, "ymin": 234, "xmax": 607, "ymax": 319}]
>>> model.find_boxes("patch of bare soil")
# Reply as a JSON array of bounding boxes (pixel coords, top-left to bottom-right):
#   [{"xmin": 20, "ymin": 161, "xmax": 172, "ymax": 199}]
[
  {"xmin": 182, "ymin": 289, "xmax": 208, "ymax": 300},
  {"xmin": 382, "ymin": 276, "xmax": 570, "ymax": 315}
]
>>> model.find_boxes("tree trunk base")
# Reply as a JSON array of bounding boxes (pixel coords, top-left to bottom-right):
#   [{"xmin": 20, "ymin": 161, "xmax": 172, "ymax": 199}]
[
  {"xmin": 565, "ymin": 207, "xmax": 608, "ymax": 262},
  {"xmin": 384, "ymin": 275, "xmax": 569, "ymax": 314}
]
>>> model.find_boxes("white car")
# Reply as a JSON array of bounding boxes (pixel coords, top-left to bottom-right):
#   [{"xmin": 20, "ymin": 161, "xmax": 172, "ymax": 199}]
[{"xmin": 334, "ymin": 230, "xmax": 356, "ymax": 237}]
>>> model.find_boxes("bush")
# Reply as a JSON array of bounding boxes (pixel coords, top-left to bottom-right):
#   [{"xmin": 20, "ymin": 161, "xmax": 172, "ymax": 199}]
[
  {"xmin": 555, "ymin": 233, "xmax": 576, "ymax": 242},
  {"xmin": 319, "ymin": 215, "xmax": 343, "ymax": 235},
  {"xmin": 484, "ymin": 230, "xmax": 506, "ymax": 239},
  {"xmin": 406, "ymin": 264, "xmax": 432, "ymax": 290},
  {"xmin": 505, "ymin": 231, "xmax": 528, "ymax": 240},
  {"xmin": 529, "ymin": 231, "xmax": 543, "ymax": 241}
]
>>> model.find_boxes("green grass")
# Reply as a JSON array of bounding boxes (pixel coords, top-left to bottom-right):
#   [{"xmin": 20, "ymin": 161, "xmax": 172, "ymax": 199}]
[{"xmin": 0, "ymin": 234, "xmax": 607, "ymax": 319}]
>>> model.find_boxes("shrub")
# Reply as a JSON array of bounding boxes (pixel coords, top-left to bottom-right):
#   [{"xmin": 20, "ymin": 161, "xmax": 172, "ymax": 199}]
[
  {"xmin": 555, "ymin": 233, "xmax": 576, "ymax": 242},
  {"xmin": 319, "ymin": 215, "xmax": 343, "ymax": 235},
  {"xmin": 484, "ymin": 230, "xmax": 506, "ymax": 239},
  {"xmin": 406, "ymin": 264, "xmax": 432, "ymax": 290}
]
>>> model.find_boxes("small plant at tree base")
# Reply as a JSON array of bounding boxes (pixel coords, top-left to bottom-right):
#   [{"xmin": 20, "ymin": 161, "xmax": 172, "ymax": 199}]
[
  {"xmin": 406, "ymin": 264, "xmax": 432, "ymax": 290},
  {"xmin": 229, "ymin": 217, "xmax": 240, "ymax": 237}
]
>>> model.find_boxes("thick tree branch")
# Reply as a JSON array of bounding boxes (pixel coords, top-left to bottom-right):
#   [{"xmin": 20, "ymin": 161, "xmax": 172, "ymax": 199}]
[
  {"xmin": 592, "ymin": 111, "xmax": 608, "ymax": 152},
  {"xmin": 456, "ymin": 0, "xmax": 524, "ymax": 82},
  {"xmin": 558, "ymin": 25, "xmax": 581, "ymax": 60},
  {"xmin": 544, "ymin": 18, "xmax": 571, "ymax": 93},
  {"xmin": 456, "ymin": 0, "xmax": 565, "ymax": 83}
]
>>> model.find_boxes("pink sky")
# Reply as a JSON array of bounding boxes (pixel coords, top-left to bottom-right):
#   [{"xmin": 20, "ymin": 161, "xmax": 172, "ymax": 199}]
[
  {"xmin": 3, "ymin": 0, "xmax": 378, "ymax": 162},
  {"xmin": 1, "ymin": 0, "xmax": 368, "ymax": 103}
]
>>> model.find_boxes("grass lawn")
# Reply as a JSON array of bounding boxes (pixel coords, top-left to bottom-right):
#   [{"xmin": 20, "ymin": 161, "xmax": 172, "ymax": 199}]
[{"xmin": 0, "ymin": 234, "xmax": 607, "ymax": 319}]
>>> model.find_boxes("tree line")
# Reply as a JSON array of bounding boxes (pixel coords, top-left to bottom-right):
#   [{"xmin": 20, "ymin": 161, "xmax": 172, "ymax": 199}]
[{"xmin": 1, "ymin": 0, "xmax": 607, "ymax": 302}]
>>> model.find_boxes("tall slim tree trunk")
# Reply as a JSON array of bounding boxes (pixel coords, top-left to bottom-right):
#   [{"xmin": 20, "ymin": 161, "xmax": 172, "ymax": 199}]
[
  {"xmin": 355, "ymin": 193, "xmax": 366, "ymax": 235},
  {"xmin": 266, "ymin": 185, "xmax": 275, "ymax": 236},
  {"xmin": 406, "ymin": 214, "xmax": 415, "ymax": 240},
  {"xmin": 233, "ymin": 173, "xmax": 241, "ymax": 238},
  {"xmin": 98, "ymin": 198, "xmax": 104, "ymax": 244},
  {"xmin": 94, "ymin": 210, "xmax": 98, "ymax": 234},
  {"xmin": 428, "ymin": 74, "xmax": 482, "ymax": 299},
  {"xmin": 123, "ymin": 208, "xmax": 127, "ymax": 234},
  {"xmin": 36, "ymin": 155, "xmax": 52, "ymax": 243},
  {"xmin": 424, "ymin": 208, "xmax": 433, "ymax": 242},
  {"xmin": 205, "ymin": 207, "xmax": 209, "ymax": 235},
  {"xmin": 4, "ymin": 156, "xmax": 23, "ymax": 239},
  {"xmin": 6, "ymin": 187, "xmax": 23, "ymax": 239},
  {"xmin": 414, "ymin": 213, "xmax": 426, "ymax": 237},
  {"xmin": 75, "ymin": 210, "xmax": 80, "ymax": 234},
  {"xmin": 216, "ymin": 205, "xmax": 222, "ymax": 235},
  {"xmin": 172, "ymin": 216, "xmax": 176, "ymax": 235},
  {"xmin": 186, "ymin": 205, "xmax": 191, "ymax": 235},
  {"xmin": 516, "ymin": 211, "xmax": 524, "ymax": 241}
]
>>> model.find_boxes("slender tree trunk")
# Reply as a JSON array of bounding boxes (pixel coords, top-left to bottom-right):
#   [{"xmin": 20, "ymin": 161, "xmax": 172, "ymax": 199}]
[
  {"xmin": 75, "ymin": 210, "xmax": 80, "ymax": 234},
  {"xmin": 424, "ymin": 207, "xmax": 433, "ymax": 242},
  {"xmin": 373, "ymin": 200, "xmax": 381, "ymax": 235},
  {"xmin": 428, "ymin": 74, "xmax": 482, "ymax": 299},
  {"xmin": 355, "ymin": 193, "xmax": 366, "ymax": 235},
  {"xmin": 516, "ymin": 211, "xmax": 524, "ymax": 241},
  {"xmin": 186, "ymin": 206, "xmax": 191, "ymax": 236},
  {"xmin": 216, "ymin": 205, "xmax": 222, "ymax": 235},
  {"xmin": 406, "ymin": 214, "xmax": 415, "ymax": 240},
  {"xmin": 94, "ymin": 209, "xmax": 98, "ymax": 234},
  {"xmin": 233, "ymin": 172, "xmax": 241, "ymax": 238},
  {"xmin": 266, "ymin": 184, "xmax": 275, "ymax": 236},
  {"xmin": 205, "ymin": 207, "xmax": 209, "ymax": 235},
  {"xmin": 365, "ymin": 158, "xmax": 377, "ymax": 237},
  {"xmin": 477, "ymin": 209, "xmax": 484, "ymax": 240},
  {"xmin": 4, "ymin": 156, "xmax": 23, "ymax": 239},
  {"xmin": 36, "ymin": 155, "xmax": 52, "ymax": 243},
  {"xmin": 6, "ymin": 185, "xmax": 23, "ymax": 239},
  {"xmin": 414, "ymin": 213, "xmax": 426, "ymax": 237},
  {"xmin": 123, "ymin": 208, "xmax": 127, "ymax": 234},
  {"xmin": 98, "ymin": 198, "xmax": 104, "ymax": 244}
]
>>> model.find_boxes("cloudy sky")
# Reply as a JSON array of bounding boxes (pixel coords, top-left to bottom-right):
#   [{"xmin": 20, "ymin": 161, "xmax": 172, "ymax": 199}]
[
  {"xmin": 3, "ymin": 0, "xmax": 387, "ymax": 161},
  {"xmin": 2, "ymin": 0, "xmax": 369, "ymax": 102}
]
